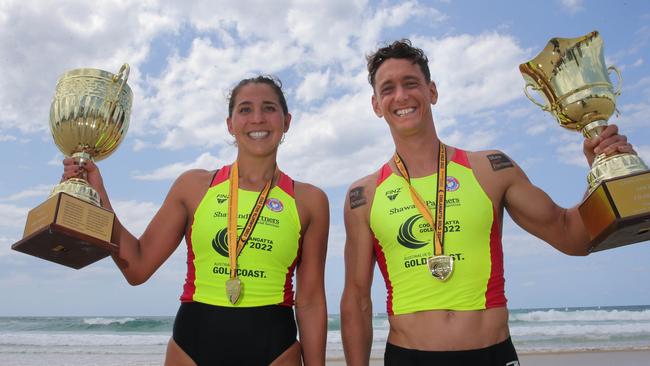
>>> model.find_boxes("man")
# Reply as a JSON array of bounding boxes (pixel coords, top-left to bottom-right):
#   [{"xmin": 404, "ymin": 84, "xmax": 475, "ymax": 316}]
[{"xmin": 339, "ymin": 39, "xmax": 634, "ymax": 365}]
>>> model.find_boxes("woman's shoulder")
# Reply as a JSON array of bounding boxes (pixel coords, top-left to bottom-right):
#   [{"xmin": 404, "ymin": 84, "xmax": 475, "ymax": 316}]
[
  {"xmin": 293, "ymin": 180, "xmax": 328, "ymax": 204},
  {"xmin": 170, "ymin": 169, "xmax": 218, "ymax": 192}
]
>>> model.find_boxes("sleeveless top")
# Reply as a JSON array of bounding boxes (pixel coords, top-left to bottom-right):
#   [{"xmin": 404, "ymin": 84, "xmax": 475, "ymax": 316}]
[
  {"xmin": 369, "ymin": 149, "xmax": 507, "ymax": 315},
  {"xmin": 180, "ymin": 165, "xmax": 302, "ymax": 307}
]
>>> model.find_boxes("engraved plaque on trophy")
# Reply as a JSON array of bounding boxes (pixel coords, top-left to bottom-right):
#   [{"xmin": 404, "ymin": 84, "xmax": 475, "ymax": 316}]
[
  {"xmin": 12, "ymin": 64, "xmax": 132, "ymax": 268},
  {"xmin": 520, "ymin": 31, "xmax": 650, "ymax": 251}
]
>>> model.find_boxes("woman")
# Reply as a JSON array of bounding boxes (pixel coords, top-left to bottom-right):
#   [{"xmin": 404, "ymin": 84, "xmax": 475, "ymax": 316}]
[{"xmin": 63, "ymin": 76, "xmax": 329, "ymax": 365}]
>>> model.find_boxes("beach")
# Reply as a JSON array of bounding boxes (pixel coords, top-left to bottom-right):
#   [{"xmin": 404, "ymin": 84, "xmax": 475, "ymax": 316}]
[
  {"xmin": 326, "ymin": 350, "xmax": 650, "ymax": 365},
  {"xmin": 4, "ymin": 350, "xmax": 650, "ymax": 365},
  {"xmin": 1, "ymin": 305, "xmax": 649, "ymax": 365}
]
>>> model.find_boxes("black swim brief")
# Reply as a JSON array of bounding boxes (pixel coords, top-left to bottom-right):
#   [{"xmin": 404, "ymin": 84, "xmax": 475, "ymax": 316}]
[
  {"xmin": 384, "ymin": 337, "xmax": 519, "ymax": 366},
  {"xmin": 172, "ymin": 301, "xmax": 297, "ymax": 365}
]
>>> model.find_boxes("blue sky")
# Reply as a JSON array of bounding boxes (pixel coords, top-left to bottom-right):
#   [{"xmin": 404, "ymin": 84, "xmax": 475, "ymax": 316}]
[{"xmin": 1, "ymin": 0, "xmax": 649, "ymax": 316}]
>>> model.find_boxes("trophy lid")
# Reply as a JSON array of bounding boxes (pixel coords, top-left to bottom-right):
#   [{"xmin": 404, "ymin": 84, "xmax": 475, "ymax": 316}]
[
  {"xmin": 519, "ymin": 31, "xmax": 601, "ymax": 81},
  {"xmin": 56, "ymin": 67, "xmax": 133, "ymax": 96}
]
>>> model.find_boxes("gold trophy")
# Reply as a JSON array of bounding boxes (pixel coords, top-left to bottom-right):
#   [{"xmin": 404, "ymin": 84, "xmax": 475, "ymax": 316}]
[
  {"xmin": 520, "ymin": 31, "xmax": 650, "ymax": 252},
  {"xmin": 12, "ymin": 64, "xmax": 132, "ymax": 268}
]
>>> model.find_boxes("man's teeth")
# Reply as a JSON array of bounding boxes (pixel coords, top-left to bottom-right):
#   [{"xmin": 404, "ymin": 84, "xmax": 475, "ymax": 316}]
[
  {"xmin": 396, "ymin": 108, "xmax": 415, "ymax": 117},
  {"xmin": 248, "ymin": 131, "xmax": 270, "ymax": 139}
]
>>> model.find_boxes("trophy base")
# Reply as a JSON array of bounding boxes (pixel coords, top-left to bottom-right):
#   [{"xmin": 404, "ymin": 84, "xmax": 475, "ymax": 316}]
[
  {"xmin": 11, "ymin": 192, "xmax": 117, "ymax": 269},
  {"xmin": 579, "ymin": 170, "xmax": 650, "ymax": 252}
]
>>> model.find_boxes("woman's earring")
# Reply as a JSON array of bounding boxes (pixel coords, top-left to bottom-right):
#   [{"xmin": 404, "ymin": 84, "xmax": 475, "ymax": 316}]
[{"xmin": 280, "ymin": 133, "xmax": 286, "ymax": 144}]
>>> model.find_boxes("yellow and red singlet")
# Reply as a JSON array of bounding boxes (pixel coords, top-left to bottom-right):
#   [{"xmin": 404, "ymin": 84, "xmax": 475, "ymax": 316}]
[
  {"xmin": 181, "ymin": 165, "xmax": 302, "ymax": 307},
  {"xmin": 370, "ymin": 148, "xmax": 507, "ymax": 315}
]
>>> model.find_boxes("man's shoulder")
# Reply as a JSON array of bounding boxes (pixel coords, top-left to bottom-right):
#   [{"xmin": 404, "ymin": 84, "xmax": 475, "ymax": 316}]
[
  {"xmin": 344, "ymin": 169, "xmax": 384, "ymax": 213},
  {"xmin": 349, "ymin": 171, "xmax": 380, "ymax": 191},
  {"xmin": 465, "ymin": 149, "xmax": 518, "ymax": 172}
]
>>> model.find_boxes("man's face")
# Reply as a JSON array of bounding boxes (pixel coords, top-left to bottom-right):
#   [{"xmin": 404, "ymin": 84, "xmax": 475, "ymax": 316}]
[{"xmin": 371, "ymin": 58, "xmax": 437, "ymax": 133}]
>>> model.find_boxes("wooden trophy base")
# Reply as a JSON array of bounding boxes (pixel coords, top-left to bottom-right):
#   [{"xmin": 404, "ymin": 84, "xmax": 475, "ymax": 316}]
[
  {"xmin": 12, "ymin": 192, "xmax": 118, "ymax": 269},
  {"xmin": 579, "ymin": 170, "xmax": 650, "ymax": 252}
]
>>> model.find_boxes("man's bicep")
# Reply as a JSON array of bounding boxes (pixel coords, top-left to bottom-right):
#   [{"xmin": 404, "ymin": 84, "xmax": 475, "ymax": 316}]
[
  {"xmin": 343, "ymin": 198, "xmax": 376, "ymax": 292},
  {"xmin": 504, "ymin": 169, "xmax": 565, "ymax": 240}
]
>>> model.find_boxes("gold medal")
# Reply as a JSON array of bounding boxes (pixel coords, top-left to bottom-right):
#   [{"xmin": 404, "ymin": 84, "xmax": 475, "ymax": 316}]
[
  {"xmin": 428, "ymin": 255, "xmax": 454, "ymax": 281},
  {"xmin": 225, "ymin": 277, "xmax": 242, "ymax": 304},
  {"xmin": 225, "ymin": 162, "xmax": 276, "ymax": 304},
  {"xmin": 394, "ymin": 144, "xmax": 453, "ymax": 281}
]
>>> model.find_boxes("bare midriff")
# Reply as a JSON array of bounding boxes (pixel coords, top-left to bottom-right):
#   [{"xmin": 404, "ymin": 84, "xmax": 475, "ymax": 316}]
[{"xmin": 387, "ymin": 307, "xmax": 510, "ymax": 351}]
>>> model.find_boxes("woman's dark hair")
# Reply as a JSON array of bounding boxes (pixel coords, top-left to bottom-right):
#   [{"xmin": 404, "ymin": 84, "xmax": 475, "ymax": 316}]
[
  {"xmin": 227, "ymin": 75, "xmax": 288, "ymax": 117},
  {"xmin": 366, "ymin": 39, "xmax": 431, "ymax": 88}
]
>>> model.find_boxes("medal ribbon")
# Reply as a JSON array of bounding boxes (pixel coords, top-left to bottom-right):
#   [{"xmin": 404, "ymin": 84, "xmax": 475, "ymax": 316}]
[
  {"xmin": 393, "ymin": 143, "xmax": 447, "ymax": 256},
  {"xmin": 227, "ymin": 161, "xmax": 275, "ymax": 281}
]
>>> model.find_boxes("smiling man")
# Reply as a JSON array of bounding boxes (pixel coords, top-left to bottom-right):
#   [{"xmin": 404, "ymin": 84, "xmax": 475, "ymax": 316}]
[{"xmin": 339, "ymin": 39, "xmax": 635, "ymax": 366}]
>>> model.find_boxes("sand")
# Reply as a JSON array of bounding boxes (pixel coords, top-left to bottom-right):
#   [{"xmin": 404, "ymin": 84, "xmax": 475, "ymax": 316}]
[{"xmin": 325, "ymin": 349, "xmax": 650, "ymax": 365}]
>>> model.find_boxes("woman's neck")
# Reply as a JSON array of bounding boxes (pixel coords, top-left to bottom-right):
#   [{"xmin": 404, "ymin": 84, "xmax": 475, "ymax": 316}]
[{"xmin": 234, "ymin": 154, "xmax": 278, "ymax": 190}]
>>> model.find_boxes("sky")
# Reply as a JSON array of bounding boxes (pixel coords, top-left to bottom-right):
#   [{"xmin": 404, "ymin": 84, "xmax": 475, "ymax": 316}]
[{"xmin": 1, "ymin": 0, "xmax": 649, "ymax": 316}]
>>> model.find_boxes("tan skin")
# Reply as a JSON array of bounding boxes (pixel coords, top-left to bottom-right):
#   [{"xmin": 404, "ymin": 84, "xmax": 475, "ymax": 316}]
[
  {"xmin": 64, "ymin": 83, "xmax": 328, "ymax": 366},
  {"xmin": 339, "ymin": 58, "xmax": 636, "ymax": 365}
]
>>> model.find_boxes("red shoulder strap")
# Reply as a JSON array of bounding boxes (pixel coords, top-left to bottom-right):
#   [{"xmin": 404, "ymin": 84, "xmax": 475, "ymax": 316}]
[
  {"xmin": 376, "ymin": 163, "xmax": 393, "ymax": 186},
  {"xmin": 276, "ymin": 171, "xmax": 295, "ymax": 197},
  {"xmin": 210, "ymin": 165, "xmax": 230, "ymax": 187},
  {"xmin": 451, "ymin": 148, "xmax": 471, "ymax": 169}
]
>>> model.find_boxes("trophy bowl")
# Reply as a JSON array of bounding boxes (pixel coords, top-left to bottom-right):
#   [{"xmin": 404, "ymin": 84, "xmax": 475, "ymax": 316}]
[
  {"xmin": 11, "ymin": 64, "xmax": 132, "ymax": 269},
  {"xmin": 519, "ymin": 31, "xmax": 647, "ymax": 189},
  {"xmin": 50, "ymin": 64, "xmax": 132, "ymax": 205},
  {"xmin": 519, "ymin": 31, "xmax": 650, "ymax": 252}
]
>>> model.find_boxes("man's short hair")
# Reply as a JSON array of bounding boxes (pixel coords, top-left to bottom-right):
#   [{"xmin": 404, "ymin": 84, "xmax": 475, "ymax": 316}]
[{"xmin": 366, "ymin": 39, "xmax": 431, "ymax": 88}]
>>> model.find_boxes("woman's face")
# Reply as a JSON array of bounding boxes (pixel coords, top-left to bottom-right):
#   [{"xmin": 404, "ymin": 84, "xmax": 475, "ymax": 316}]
[{"xmin": 227, "ymin": 83, "xmax": 291, "ymax": 157}]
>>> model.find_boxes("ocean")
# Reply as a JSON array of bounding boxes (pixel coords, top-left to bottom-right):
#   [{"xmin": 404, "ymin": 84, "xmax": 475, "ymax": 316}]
[{"xmin": 1, "ymin": 305, "xmax": 649, "ymax": 365}]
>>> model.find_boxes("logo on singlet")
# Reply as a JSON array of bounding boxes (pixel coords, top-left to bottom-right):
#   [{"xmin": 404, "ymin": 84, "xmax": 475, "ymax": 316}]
[
  {"xmin": 212, "ymin": 228, "xmax": 230, "ymax": 257},
  {"xmin": 446, "ymin": 176, "xmax": 460, "ymax": 191},
  {"xmin": 212, "ymin": 226, "xmax": 245, "ymax": 257},
  {"xmin": 265, "ymin": 198, "xmax": 284, "ymax": 212},
  {"xmin": 385, "ymin": 188, "xmax": 402, "ymax": 201},
  {"xmin": 216, "ymin": 194, "xmax": 228, "ymax": 204},
  {"xmin": 397, "ymin": 214, "xmax": 428, "ymax": 249}
]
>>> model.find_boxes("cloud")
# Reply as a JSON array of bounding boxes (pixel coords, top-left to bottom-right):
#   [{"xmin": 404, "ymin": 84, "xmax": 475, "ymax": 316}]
[
  {"xmin": 558, "ymin": 0, "xmax": 584, "ymax": 14},
  {"xmin": 0, "ymin": 236, "xmax": 16, "ymax": 257},
  {"xmin": 0, "ymin": 0, "xmax": 178, "ymax": 134},
  {"xmin": 296, "ymin": 70, "xmax": 331, "ymax": 103},
  {"xmin": 635, "ymin": 145, "xmax": 650, "ymax": 164},
  {"xmin": 0, "ymin": 203, "xmax": 29, "ymax": 230},
  {"xmin": 0, "ymin": 185, "xmax": 52, "ymax": 202},
  {"xmin": 416, "ymin": 33, "xmax": 528, "ymax": 117},
  {"xmin": 132, "ymin": 151, "xmax": 233, "ymax": 181},
  {"xmin": 4, "ymin": 1, "xmax": 522, "ymax": 194},
  {"xmin": 112, "ymin": 200, "xmax": 159, "ymax": 237}
]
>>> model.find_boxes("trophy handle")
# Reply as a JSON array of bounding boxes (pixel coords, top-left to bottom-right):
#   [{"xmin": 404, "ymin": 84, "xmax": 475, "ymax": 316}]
[
  {"xmin": 111, "ymin": 64, "xmax": 130, "ymax": 103},
  {"xmin": 106, "ymin": 63, "xmax": 130, "ymax": 125},
  {"xmin": 524, "ymin": 83, "xmax": 550, "ymax": 111},
  {"xmin": 607, "ymin": 65, "xmax": 622, "ymax": 96}
]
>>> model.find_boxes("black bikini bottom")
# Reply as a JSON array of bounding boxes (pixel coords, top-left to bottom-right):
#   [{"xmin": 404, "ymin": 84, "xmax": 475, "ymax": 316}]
[{"xmin": 172, "ymin": 301, "xmax": 297, "ymax": 365}]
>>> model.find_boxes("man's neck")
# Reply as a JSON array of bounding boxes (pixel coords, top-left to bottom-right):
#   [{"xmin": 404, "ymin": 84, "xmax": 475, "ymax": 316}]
[{"xmin": 392, "ymin": 124, "xmax": 444, "ymax": 178}]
